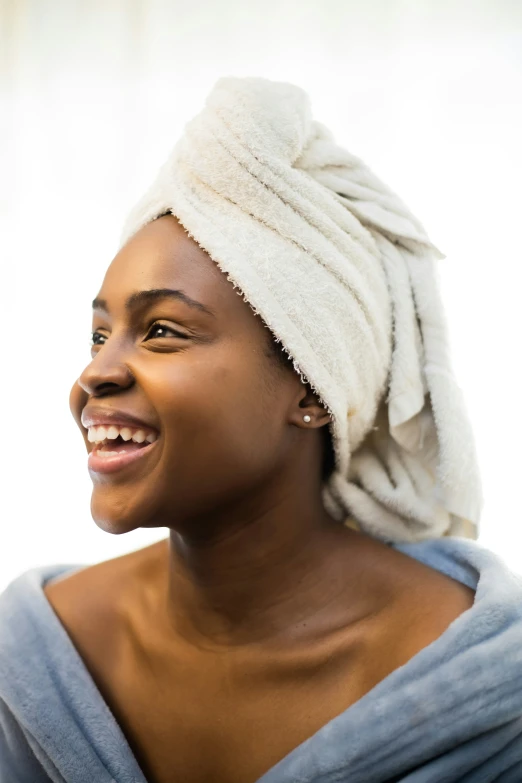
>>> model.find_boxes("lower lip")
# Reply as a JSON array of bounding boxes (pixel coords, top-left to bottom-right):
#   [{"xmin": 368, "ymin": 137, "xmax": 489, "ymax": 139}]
[{"xmin": 87, "ymin": 440, "xmax": 158, "ymax": 475}]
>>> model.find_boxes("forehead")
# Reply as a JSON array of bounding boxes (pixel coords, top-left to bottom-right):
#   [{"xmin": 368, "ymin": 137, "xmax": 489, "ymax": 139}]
[{"xmin": 99, "ymin": 215, "xmax": 241, "ymax": 315}]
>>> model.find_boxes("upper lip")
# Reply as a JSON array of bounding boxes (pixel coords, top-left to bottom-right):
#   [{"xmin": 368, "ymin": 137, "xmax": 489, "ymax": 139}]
[{"xmin": 81, "ymin": 407, "xmax": 160, "ymax": 433}]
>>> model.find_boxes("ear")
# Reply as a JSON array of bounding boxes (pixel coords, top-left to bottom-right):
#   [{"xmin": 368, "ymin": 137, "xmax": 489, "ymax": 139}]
[{"xmin": 289, "ymin": 383, "xmax": 332, "ymax": 429}]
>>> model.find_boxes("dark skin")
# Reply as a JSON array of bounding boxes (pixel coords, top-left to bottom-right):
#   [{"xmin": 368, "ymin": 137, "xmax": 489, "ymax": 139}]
[{"xmin": 48, "ymin": 214, "xmax": 475, "ymax": 783}]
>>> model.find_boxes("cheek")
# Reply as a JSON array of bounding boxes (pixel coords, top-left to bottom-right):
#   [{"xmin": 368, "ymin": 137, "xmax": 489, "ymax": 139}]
[{"xmin": 151, "ymin": 353, "xmax": 282, "ymax": 478}]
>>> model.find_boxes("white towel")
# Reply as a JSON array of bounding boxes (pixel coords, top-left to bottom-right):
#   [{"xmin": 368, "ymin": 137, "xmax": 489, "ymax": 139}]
[{"xmin": 120, "ymin": 76, "xmax": 483, "ymax": 542}]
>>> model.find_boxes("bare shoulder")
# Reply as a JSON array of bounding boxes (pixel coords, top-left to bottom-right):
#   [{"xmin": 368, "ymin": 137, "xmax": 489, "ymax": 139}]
[
  {"xmin": 42, "ymin": 538, "xmax": 169, "ymax": 646},
  {"xmin": 372, "ymin": 539, "xmax": 476, "ymax": 659},
  {"xmin": 392, "ymin": 541, "xmax": 475, "ymax": 611}
]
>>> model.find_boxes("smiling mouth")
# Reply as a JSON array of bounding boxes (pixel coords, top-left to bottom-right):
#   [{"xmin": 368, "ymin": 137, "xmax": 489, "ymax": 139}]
[{"xmin": 87, "ymin": 429, "xmax": 160, "ymax": 474}]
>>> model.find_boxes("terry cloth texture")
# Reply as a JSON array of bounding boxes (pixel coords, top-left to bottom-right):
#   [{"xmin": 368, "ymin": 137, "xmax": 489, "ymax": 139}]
[
  {"xmin": 1, "ymin": 539, "xmax": 522, "ymax": 782},
  {"xmin": 119, "ymin": 76, "xmax": 482, "ymax": 543}
]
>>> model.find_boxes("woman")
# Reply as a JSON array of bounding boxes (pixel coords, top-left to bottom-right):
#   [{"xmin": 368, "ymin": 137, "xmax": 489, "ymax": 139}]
[{"xmin": 1, "ymin": 77, "xmax": 521, "ymax": 783}]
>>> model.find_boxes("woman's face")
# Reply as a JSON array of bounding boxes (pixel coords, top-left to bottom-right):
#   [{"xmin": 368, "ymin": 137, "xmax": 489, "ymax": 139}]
[{"xmin": 70, "ymin": 214, "xmax": 307, "ymax": 536}]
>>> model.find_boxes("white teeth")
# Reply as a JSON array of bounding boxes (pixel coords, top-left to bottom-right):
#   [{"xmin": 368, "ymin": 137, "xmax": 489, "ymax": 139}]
[
  {"xmin": 87, "ymin": 424, "xmax": 159, "ymax": 446},
  {"xmin": 88, "ymin": 425, "xmax": 107, "ymax": 444},
  {"xmin": 97, "ymin": 451, "xmax": 119, "ymax": 458}
]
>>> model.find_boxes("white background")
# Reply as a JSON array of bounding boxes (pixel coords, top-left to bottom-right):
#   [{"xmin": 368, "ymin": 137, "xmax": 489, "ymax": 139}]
[{"xmin": 2, "ymin": 0, "xmax": 521, "ymax": 591}]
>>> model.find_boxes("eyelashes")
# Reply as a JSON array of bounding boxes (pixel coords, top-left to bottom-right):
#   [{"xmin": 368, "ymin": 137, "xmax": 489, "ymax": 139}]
[
  {"xmin": 91, "ymin": 331, "xmax": 106, "ymax": 346},
  {"xmin": 144, "ymin": 323, "xmax": 188, "ymax": 340},
  {"xmin": 90, "ymin": 322, "xmax": 189, "ymax": 347}
]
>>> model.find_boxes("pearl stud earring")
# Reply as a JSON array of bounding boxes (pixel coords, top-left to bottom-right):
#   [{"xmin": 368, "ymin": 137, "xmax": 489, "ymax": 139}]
[{"xmin": 303, "ymin": 415, "xmax": 311, "ymax": 423}]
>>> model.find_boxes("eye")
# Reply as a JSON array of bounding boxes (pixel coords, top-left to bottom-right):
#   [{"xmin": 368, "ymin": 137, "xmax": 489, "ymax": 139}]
[
  {"xmin": 91, "ymin": 330, "xmax": 107, "ymax": 346},
  {"xmin": 145, "ymin": 322, "xmax": 188, "ymax": 340}
]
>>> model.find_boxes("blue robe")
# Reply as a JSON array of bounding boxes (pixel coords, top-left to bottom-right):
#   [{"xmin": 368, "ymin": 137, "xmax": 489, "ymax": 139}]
[{"xmin": 1, "ymin": 538, "xmax": 522, "ymax": 782}]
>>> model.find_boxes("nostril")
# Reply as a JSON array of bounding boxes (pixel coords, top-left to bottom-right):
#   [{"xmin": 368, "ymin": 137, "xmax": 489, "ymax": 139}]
[{"xmin": 95, "ymin": 383, "xmax": 123, "ymax": 395}]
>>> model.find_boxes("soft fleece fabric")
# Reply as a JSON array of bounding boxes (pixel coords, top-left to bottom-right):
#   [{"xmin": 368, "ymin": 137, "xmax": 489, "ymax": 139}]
[
  {"xmin": 1, "ymin": 537, "xmax": 522, "ymax": 782},
  {"xmin": 119, "ymin": 76, "xmax": 483, "ymax": 542}
]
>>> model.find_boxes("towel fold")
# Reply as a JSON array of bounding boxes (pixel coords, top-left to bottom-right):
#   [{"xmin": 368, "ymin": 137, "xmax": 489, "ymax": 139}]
[{"xmin": 120, "ymin": 76, "xmax": 483, "ymax": 542}]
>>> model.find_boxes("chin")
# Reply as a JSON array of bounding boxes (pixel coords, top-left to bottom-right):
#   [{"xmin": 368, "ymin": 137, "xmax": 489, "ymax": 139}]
[{"xmin": 90, "ymin": 490, "xmax": 162, "ymax": 535}]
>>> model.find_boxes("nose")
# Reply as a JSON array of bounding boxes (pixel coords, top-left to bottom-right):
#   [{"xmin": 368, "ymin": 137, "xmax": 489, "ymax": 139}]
[{"xmin": 77, "ymin": 340, "xmax": 135, "ymax": 397}]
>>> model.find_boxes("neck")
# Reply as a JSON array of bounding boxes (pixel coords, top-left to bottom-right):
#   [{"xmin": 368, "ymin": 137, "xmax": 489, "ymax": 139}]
[{"xmin": 157, "ymin": 488, "xmax": 367, "ymax": 650}]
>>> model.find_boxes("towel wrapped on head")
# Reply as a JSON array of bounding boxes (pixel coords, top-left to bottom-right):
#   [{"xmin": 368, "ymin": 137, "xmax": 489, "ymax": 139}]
[{"xmin": 120, "ymin": 76, "xmax": 483, "ymax": 543}]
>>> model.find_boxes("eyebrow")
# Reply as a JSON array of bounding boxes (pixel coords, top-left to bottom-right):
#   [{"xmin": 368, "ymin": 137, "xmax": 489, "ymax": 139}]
[{"xmin": 92, "ymin": 288, "xmax": 216, "ymax": 319}]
